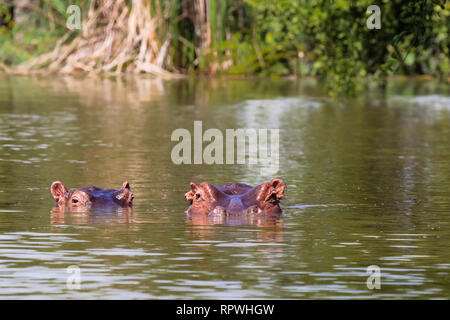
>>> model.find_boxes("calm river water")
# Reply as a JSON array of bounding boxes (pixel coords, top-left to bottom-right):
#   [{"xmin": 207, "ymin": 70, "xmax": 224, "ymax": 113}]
[{"xmin": 0, "ymin": 76, "xmax": 449, "ymax": 299}]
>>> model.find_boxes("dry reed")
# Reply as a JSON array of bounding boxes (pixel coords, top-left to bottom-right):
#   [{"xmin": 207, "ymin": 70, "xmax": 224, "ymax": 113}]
[{"xmin": 8, "ymin": 0, "xmax": 181, "ymax": 77}]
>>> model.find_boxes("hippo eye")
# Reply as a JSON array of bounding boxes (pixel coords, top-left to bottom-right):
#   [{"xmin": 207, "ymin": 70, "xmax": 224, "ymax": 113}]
[{"xmin": 72, "ymin": 198, "xmax": 79, "ymax": 204}]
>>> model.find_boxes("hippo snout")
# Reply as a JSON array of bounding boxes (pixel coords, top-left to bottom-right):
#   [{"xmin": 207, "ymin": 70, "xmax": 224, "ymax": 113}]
[{"xmin": 226, "ymin": 197, "xmax": 245, "ymax": 215}]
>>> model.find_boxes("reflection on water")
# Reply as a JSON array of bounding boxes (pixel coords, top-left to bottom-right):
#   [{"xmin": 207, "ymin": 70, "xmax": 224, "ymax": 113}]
[
  {"xmin": 50, "ymin": 206, "xmax": 135, "ymax": 225},
  {"xmin": 187, "ymin": 212, "xmax": 283, "ymax": 228},
  {"xmin": 0, "ymin": 76, "xmax": 449, "ymax": 299}
]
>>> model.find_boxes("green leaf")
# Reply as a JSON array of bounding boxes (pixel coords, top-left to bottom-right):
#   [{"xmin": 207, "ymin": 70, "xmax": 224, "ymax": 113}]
[
  {"xmin": 51, "ymin": 0, "xmax": 67, "ymax": 16},
  {"xmin": 391, "ymin": 31, "xmax": 409, "ymax": 46}
]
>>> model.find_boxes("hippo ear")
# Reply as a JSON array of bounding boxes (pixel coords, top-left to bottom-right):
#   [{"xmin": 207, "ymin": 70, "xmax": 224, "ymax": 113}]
[
  {"xmin": 51, "ymin": 181, "xmax": 68, "ymax": 203},
  {"xmin": 185, "ymin": 182, "xmax": 198, "ymax": 203},
  {"xmin": 122, "ymin": 181, "xmax": 130, "ymax": 190},
  {"xmin": 190, "ymin": 182, "xmax": 199, "ymax": 192},
  {"xmin": 269, "ymin": 179, "xmax": 285, "ymax": 201},
  {"xmin": 116, "ymin": 182, "xmax": 134, "ymax": 204},
  {"xmin": 258, "ymin": 178, "xmax": 285, "ymax": 203}
]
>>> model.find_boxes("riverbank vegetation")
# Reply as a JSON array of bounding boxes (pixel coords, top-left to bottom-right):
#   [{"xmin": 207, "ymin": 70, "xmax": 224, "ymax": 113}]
[{"xmin": 0, "ymin": 0, "xmax": 448, "ymax": 95}]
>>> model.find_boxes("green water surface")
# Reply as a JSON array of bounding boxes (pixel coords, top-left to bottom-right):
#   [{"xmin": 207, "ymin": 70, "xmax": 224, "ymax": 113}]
[{"xmin": 0, "ymin": 76, "xmax": 449, "ymax": 299}]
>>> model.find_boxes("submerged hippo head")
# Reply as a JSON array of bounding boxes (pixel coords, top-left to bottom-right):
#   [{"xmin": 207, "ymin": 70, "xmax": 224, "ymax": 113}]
[
  {"xmin": 50, "ymin": 181, "xmax": 134, "ymax": 212},
  {"xmin": 185, "ymin": 179, "xmax": 285, "ymax": 216}
]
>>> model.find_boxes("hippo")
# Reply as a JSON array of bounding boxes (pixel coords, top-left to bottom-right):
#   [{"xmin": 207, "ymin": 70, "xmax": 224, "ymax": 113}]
[
  {"xmin": 185, "ymin": 178, "xmax": 285, "ymax": 216},
  {"xmin": 50, "ymin": 181, "xmax": 134, "ymax": 212}
]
